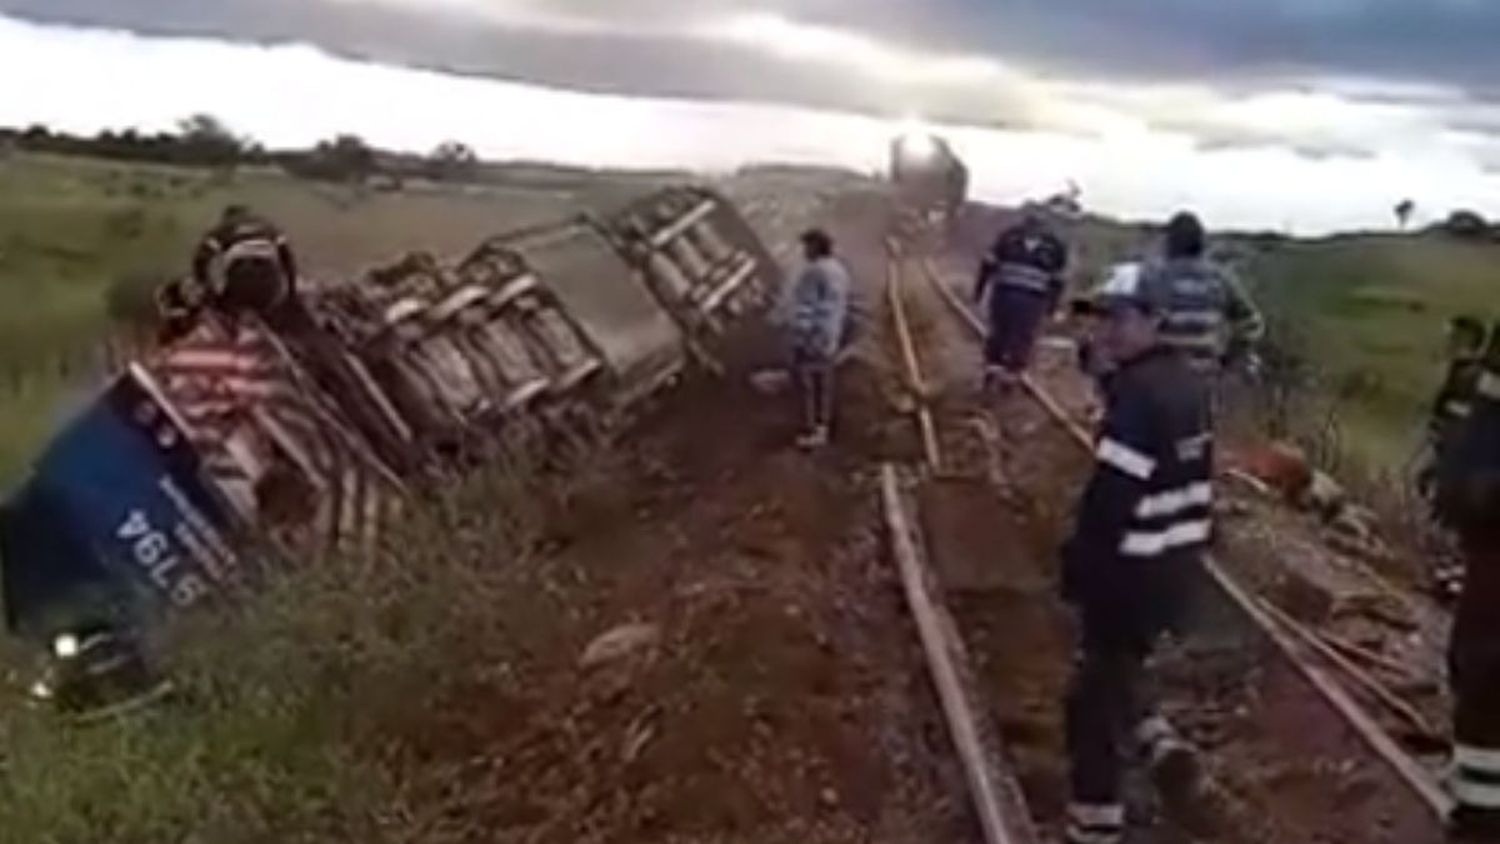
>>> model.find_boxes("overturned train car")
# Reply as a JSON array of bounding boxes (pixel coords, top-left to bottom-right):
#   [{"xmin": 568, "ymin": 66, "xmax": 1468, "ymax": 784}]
[{"xmin": 0, "ymin": 186, "xmax": 782, "ymax": 663}]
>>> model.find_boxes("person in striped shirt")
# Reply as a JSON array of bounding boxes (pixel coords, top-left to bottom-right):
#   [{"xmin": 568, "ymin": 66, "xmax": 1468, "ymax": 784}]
[
  {"xmin": 1060, "ymin": 266, "xmax": 1212, "ymax": 844},
  {"xmin": 1137, "ymin": 212, "xmax": 1263, "ymax": 376}
]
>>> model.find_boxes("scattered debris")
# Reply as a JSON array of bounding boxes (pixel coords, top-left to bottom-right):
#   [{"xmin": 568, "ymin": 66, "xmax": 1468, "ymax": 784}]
[
  {"xmin": 1269, "ymin": 568, "xmax": 1337, "ymax": 625},
  {"xmin": 750, "ymin": 368, "xmax": 791, "ymax": 395},
  {"xmin": 1299, "ymin": 470, "xmax": 1348, "ymax": 520},
  {"xmin": 1238, "ymin": 442, "xmax": 1313, "ymax": 500},
  {"xmin": 579, "ymin": 622, "xmax": 661, "ymax": 669}
]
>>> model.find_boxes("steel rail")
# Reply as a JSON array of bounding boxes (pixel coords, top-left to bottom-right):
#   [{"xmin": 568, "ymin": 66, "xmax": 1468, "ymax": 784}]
[
  {"xmin": 887, "ymin": 248, "xmax": 943, "ymax": 471},
  {"xmin": 881, "ymin": 465, "xmax": 1040, "ymax": 844}
]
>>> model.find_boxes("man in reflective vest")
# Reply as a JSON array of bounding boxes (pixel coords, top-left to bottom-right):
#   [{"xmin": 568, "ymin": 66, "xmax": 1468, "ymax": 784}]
[
  {"xmin": 974, "ymin": 207, "xmax": 1069, "ymax": 389},
  {"xmin": 1060, "ymin": 266, "xmax": 1213, "ymax": 844},
  {"xmin": 1137, "ymin": 212, "xmax": 1263, "ymax": 376},
  {"xmin": 1435, "ymin": 324, "xmax": 1500, "ymax": 839}
]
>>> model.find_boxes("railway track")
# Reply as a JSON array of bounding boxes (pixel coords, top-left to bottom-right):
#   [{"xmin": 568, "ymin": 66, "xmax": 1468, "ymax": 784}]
[{"xmin": 878, "ymin": 240, "xmax": 1455, "ymax": 842}]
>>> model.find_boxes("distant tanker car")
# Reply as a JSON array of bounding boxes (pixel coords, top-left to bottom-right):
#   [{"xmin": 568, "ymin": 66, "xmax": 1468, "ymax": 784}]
[{"xmin": 890, "ymin": 133, "xmax": 969, "ymax": 229}]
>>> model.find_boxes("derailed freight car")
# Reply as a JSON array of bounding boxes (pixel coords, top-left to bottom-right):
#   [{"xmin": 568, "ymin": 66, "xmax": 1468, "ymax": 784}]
[{"xmin": 0, "ymin": 185, "xmax": 783, "ymax": 709}]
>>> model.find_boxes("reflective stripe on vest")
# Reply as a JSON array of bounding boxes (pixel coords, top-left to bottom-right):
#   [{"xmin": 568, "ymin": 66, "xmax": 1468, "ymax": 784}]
[
  {"xmin": 995, "ymin": 262, "xmax": 1052, "ymax": 294},
  {"xmin": 1097, "ymin": 437, "xmax": 1156, "ymax": 480},
  {"xmin": 1135, "ymin": 481, "xmax": 1212, "ymax": 519},
  {"xmin": 1454, "ymin": 743, "xmax": 1500, "ymax": 810},
  {"xmin": 1066, "ymin": 802, "xmax": 1124, "ymax": 844},
  {"xmin": 1119, "ymin": 519, "xmax": 1212, "ymax": 557}
]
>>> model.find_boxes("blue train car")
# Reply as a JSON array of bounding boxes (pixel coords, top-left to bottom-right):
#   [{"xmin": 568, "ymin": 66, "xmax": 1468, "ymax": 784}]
[{"xmin": 0, "ymin": 367, "xmax": 247, "ymax": 644}]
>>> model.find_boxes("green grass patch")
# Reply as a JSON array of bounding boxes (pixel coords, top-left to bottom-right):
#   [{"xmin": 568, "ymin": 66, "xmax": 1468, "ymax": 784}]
[{"xmin": 1245, "ymin": 232, "xmax": 1500, "ymax": 465}]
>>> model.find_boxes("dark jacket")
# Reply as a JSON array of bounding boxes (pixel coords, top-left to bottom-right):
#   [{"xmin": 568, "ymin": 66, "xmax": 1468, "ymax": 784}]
[
  {"xmin": 192, "ymin": 218, "xmax": 298, "ymax": 293},
  {"xmin": 1431, "ymin": 356, "xmax": 1484, "ymax": 448},
  {"xmin": 974, "ymin": 219, "xmax": 1068, "ymax": 309},
  {"xmin": 1062, "ymin": 346, "xmax": 1213, "ymax": 634},
  {"xmin": 1437, "ymin": 360, "xmax": 1500, "ymax": 546}
]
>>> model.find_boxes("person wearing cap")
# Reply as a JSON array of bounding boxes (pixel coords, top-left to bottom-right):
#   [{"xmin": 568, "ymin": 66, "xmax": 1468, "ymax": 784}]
[
  {"xmin": 1434, "ymin": 324, "xmax": 1500, "ymax": 840},
  {"xmin": 1137, "ymin": 212, "xmax": 1263, "ymax": 376},
  {"xmin": 192, "ymin": 205, "xmax": 299, "ymax": 315},
  {"xmin": 1060, "ymin": 269, "xmax": 1213, "ymax": 844},
  {"xmin": 974, "ymin": 207, "xmax": 1069, "ymax": 388},
  {"xmin": 780, "ymin": 229, "xmax": 851, "ymax": 448},
  {"xmin": 1420, "ymin": 317, "xmax": 1489, "ymax": 507}
]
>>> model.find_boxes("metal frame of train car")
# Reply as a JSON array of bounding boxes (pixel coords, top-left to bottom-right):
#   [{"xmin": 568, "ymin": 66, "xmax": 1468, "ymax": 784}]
[{"xmin": 601, "ymin": 186, "xmax": 783, "ymax": 355}]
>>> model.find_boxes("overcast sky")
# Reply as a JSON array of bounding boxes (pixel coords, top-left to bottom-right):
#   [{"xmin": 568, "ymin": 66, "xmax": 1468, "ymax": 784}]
[{"xmin": 3, "ymin": 1, "xmax": 1500, "ymax": 233}]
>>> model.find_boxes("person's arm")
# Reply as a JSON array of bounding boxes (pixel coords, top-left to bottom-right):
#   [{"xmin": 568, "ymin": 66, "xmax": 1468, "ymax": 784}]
[
  {"xmin": 276, "ymin": 234, "xmax": 298, "ymax": 286},
  {"xmin": 1223, "ymin": 268, "xmax": 1265, "ymax": 347},
  {"xmin": 191, "ymin": 235, "xmax": 220, "ymax": 287},
  {"xmin": 774, "ymin": 265, "xmax": 807, "ymax": 327},
  {"xmin": 974, "ymin": 251, "xmax": 996, "ymax": 303}
]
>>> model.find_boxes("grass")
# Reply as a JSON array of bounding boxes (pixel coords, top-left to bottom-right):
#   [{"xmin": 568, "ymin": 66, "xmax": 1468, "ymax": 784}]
[
  {"xmin": 0, "ymin": 151, "xmax": 662, "ymax": 485},
  {"xmin": 1244, "ymin": 232, "xmax": 1500, "ymax": 465},
  {"xmin": 0, "ymin": 458, "xmax": 581, "ymax": 844}
]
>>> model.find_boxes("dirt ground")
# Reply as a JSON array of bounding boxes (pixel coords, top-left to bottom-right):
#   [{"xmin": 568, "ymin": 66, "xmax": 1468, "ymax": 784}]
[{"xmin": 371, "ymin": 185, "xmax": 986, "ymax": 843}]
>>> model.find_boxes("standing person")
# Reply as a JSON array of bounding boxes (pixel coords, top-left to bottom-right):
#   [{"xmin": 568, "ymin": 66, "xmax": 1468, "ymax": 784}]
[
  {"xmin": 782, "ymin": 228, "xmax": 851, "ymax": 449},
  {"xmin": 1138, "ymin": 212, "xmax": 1263, "ymax": 376},
  {"xmin": 192, "ymin": 205, "xmax": 299, "ymax": 315},
  {"xmin": 1435, "ymin": 325, "xmax": 1500, "ymax": 840},
  {"xmin": 1060, "ymin": 269, "xmax": 1213, "ymax": 844},
  {"xmin": 1421, "ymin": 317, "xmax": 1489, "ymax": 504},
  {"xmin": 973, "ymin": 206, "xmax": 1069, "ymax": 389}
]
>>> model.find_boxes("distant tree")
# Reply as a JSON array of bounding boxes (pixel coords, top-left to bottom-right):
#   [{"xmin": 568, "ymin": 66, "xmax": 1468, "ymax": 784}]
[
  {"xmin": 427, "ymin": 140, "xmax": 480, "ymax": 181},
  {"xmin": 321, "ymin": 134, "xmax": 377, "ymax": 182},
  {"xmin": 1444, "ymin": 209, "xmax": 1490, "ymax": 240},
  {"xmin": 175, "ymin": 113, "xmax": 246, "ymax": 167},
  {"xmin": 1394, "ymin": 199, "xmax": 1415, "ymax": 230}
]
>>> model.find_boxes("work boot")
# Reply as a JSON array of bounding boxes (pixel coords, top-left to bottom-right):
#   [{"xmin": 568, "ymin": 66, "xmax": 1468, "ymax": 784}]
[
  {"xmin": 796, "ymin": 426, "xmax": 829, "ymax": 450},
  {"xmin": 1064, "ymin": 801, "xmax": 1124, "ymax": 844},
  {"xmin": 1136, "ymin": 716, "xmax": 1201, "ymax": 804}
]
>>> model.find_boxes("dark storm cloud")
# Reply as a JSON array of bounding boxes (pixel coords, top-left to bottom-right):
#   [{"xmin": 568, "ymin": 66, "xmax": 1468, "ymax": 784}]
[
  {"xmin": 5, "ymin": 0, "xmax": 1500, "ymax": 150},
  {"xmin": 0, "ymin": 0, "xmax": 973, "ymax": 118},
  {"xmin": 945, "ymin": 0, "xmax": 1500, "ymax": 89},
  {"xmin": 9, "ymin": 0, "xmax": 1498, "ymax": 93}
]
